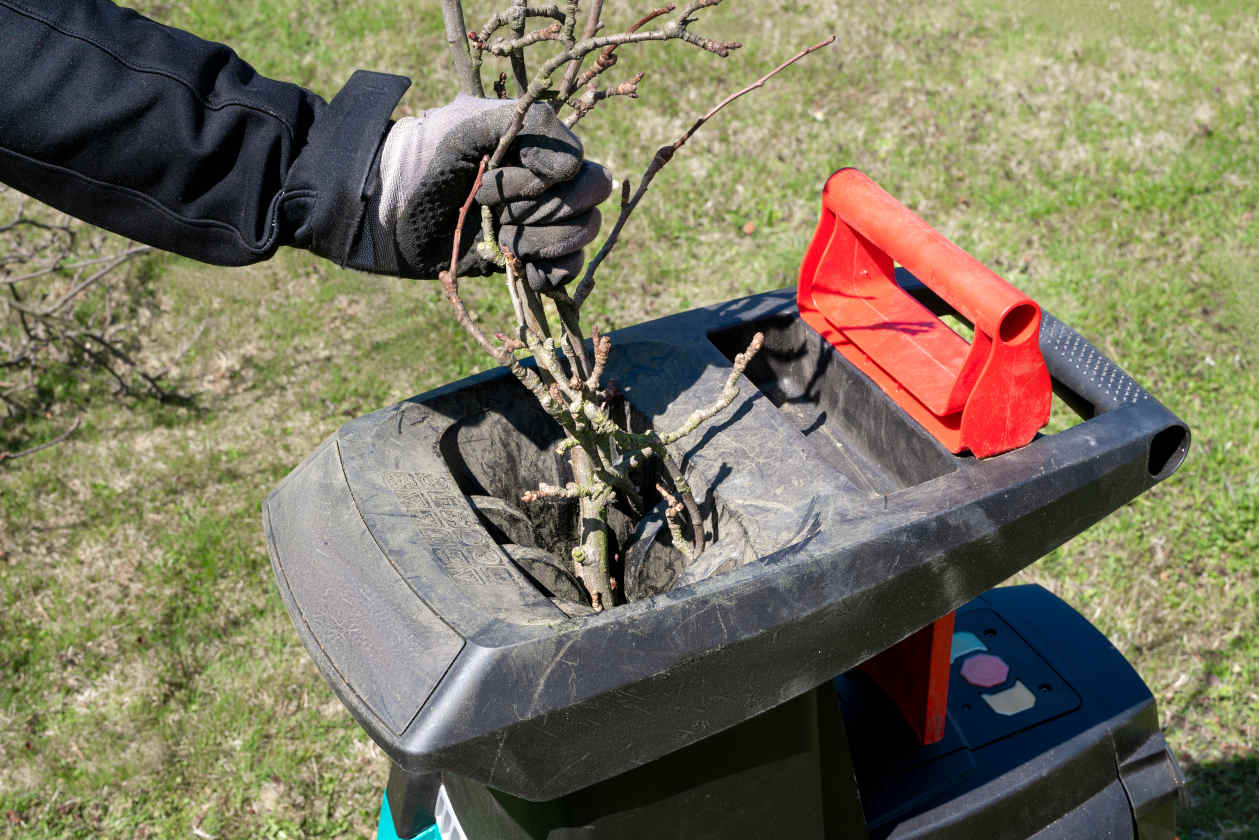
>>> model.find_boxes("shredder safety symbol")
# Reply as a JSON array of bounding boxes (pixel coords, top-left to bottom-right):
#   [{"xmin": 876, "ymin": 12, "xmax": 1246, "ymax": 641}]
[
  {"xmin": 961, "ymin": 653, "xmax": 1010, "ymax": 688},
  {"xmin": 950, "ymin": 631, "xmax": 987, "ymax": 662},
  {"xmin": 982, "ymin": 681, "xmax": 1038, "ymax": 716}
]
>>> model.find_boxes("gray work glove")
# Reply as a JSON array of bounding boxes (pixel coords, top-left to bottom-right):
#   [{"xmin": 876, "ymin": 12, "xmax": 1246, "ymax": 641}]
[{"xmin": 359, "ymin": 95, "xmax": 611, "ymax": 289}]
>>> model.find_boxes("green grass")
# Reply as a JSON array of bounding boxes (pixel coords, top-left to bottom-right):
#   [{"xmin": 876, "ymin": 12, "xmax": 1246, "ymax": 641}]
[{"xmin": 2, "ymin": 0, "xmax": 1257, "ymax": 837}]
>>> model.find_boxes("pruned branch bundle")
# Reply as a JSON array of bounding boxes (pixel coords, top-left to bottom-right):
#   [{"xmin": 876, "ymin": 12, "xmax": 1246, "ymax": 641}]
[{"xmin": 437, "ymin": 0, "xmax": 833, "ymax": 607}]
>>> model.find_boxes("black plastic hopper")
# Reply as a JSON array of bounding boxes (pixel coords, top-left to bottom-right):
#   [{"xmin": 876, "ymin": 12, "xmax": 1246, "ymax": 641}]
[{"xmin": 263, "ymin": 281, "xmax": 1189, "ymax": 819}]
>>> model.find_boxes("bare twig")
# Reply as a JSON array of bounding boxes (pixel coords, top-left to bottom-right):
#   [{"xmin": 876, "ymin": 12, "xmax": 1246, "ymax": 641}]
[
  {"xmin": 7, "ymin": 246, "xmax": 151, "ymax": 317},
  {"xmin": 439, "ymin": 158, "xmax": 572, "ymax": 426},
  {"xmin": 585, "ymin": 326, "xmax": 611, "ymax": 391},
  {"xmin": 566, "ymin": 4, "xmax": 676, "ymax": 96},
  {"xmin": 678, "ymin": 34, "xmax": 836, "ymax": 148},
  {"xmin": 502, "ymin": 249, "xmax": 555, "ymax": 352},
  {"xmin": 598, "ymin": 330, "xmax": 763, "ymax": 556},
  {"xmin": 504, "ymin": 266, "xmax": 528, "ymax": 329},
  {"xmin": 484, "ymin": 21, "xmax": 564, "ymax": 57},
  {"xmin": 468, "ymin": 5, "xmax": 564, "ymax": 93},
  {"xmin": 534, "ymin": 336, "xmax": 581, "ymax": 399},
  {"xmin": 0, "ymin": 416, "xmax": 82, "ymax": 464},
  {"xmin": 2, "ymin": 192, "xmax": 183, "ymax": 422},
  {"xmin": 656, "ymin": 482, "xmax": 693, "ymax": 561},
  {"xmin": 661, "ymin": 331, "xmax": 763, "ymax": 444},
  {"xmin": 573, "ymin": 33, "xmax": 836, "ymax": 305},
  {"xmin": 440, "ymin": 156, "xmax": 509, "ymax": 361},
  {"xmin": 521, "ymin": 477, "xmax": 616, "ymax": 510},
  {"xmin": 1, "ymin": 250, "xmax": 141, "ymax": 287},
  {"xmin": 561, "ymin": 0, "xmax": 581, "ymax": 46},
  {"xmin": 542, "ymin": 286, "xmax": 593, "ymax": 378},
  {"xmin": 472, "ymin": 0, "xmax": 742, "ymax": 269},
  {"xmin": 522, "ymin": 481, "xmax": 590, "ymax": 502},
  {"xmin": 474, "ymin": 4, "xmax": 567, "ymax": 43},
  {"xmin": 654, "ymin": 445, "xmax": 704, "ymax": 554},
  {"xmin": 486, "ymin": 6, "xmax": 743, "ymax": 169},
  {"xmin": 564, "ymin": 72, "xmax": 645, "ymax": 128},
  {"xmin": 558, "ymin": 0, "xmax": 605, "ymax": 99}
]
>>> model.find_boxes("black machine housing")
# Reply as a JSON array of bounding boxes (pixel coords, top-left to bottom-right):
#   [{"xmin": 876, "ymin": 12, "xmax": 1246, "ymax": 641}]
[{"xmin": 264, "ymin": 279, "xmax": 1189, "ymax": 837}]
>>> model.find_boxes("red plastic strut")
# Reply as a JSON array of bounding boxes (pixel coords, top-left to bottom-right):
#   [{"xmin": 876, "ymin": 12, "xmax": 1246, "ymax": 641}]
[
  {"xmin": 859, "ymin": 613, "xmax": 955, "ymax": 745},
  {"xmin": 797, "ymin": 168, "xmax": 1051, "ymax": 458}
]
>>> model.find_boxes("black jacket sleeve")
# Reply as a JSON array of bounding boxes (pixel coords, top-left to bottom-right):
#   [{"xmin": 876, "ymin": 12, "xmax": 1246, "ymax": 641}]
[{"xmin": 0, "ymin": 0, "xmax": 410, "ymax": 267}]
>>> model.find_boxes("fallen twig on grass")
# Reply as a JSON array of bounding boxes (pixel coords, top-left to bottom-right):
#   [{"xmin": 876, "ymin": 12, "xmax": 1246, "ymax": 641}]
[{"xmin": 0, "ymin": 416, "xmax": 82, "ymax": 464}]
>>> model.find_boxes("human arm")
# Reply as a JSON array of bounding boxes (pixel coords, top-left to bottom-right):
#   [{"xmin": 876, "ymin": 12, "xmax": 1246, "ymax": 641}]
[
  {"xmin": 0, "ymin": 0, "xmax": 396, "ymax": 267},
  {"xmin": 0, "ymin": 0, "xmax": 608, "ymax": 284}
]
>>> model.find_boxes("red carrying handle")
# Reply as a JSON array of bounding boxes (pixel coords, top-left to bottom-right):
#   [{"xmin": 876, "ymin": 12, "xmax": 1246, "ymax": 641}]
[{"xmin": 798, "ymin": 169, "xmax": 1050, "ymax": 458}]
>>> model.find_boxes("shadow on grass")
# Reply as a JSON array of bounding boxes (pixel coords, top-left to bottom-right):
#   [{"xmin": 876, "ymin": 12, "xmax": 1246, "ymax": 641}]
[{"xmin": 1179, "ymin": 755, "xmax": 1259, "ymax": 840}]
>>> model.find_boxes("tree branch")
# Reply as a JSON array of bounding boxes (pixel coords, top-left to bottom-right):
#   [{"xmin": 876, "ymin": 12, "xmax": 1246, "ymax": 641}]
[
  {"xmin": 585, "ymin": 326, "xmax": 611, "ymax": 391},
  {"xmin": 561, "ymin": 0, "xmax": 581, "ymax": 47},
  {"xmin": 508, "ymin": 0, "xmax": 531, "ymax": 96},
  {"xmin": 475, "ymin": 4, "xmax": 567, "ymax": 42},
  {"xmin": 486, "ymin": 6, "xmax": 742, "ymax": 169},
  {"xmin": 565, "ymin": 4, "xmax": 675, "ymax": 99},
  {"xmin": 572, "ymin": 33, "xmax": 836, "ymax": 306},
  {"xmin": 6, "ymin": 247, "xmax": 151, "ymax": 317},
  {"xmin": 481, "ymin": 21, "xmax": 564, "ymax": 56},
  {"xmin": 653, "ymin": 445, "xmax": 704, "ymax": 554},
  {"xmin": 675, "ymin": 33, "xmax": 836, "ymax": 149},
  {"xmin": 522, "ymin": 480, "xmax": 595, "ymax": 502},
  {"xmin": 439, "ymin": 159, "xmax": 573, "ymax": 427},
  {"xmin": 558, "ymin": 0, "xmax": 604, "ymax": 100},
  {"xmin": 542, "ymin": 287, "xmax": 593, "ymax": 379},
  {"xmin": 440, "ymin": 157, "xmax": 524, "ymax": 368},
  {"xmin": 440, "ymin": 0, "xmax": 483, "ymax": 96}
]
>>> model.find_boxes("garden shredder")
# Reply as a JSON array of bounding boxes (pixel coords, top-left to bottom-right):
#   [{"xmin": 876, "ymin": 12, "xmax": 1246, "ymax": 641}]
[{"xmin": 264, "ymin": 169, "xmax": 1190, "ymax": 838}]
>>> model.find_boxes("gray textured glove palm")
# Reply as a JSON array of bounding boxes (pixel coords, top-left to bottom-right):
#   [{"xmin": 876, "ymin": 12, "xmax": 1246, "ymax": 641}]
[{"xmin": 361, "ymin": 95, "xmax": 611, "ymax": 290}]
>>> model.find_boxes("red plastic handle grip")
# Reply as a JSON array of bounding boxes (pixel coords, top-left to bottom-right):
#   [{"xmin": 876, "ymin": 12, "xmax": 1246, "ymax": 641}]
[
  {"xmin": 798, "ymin": 169, "xmax": 1050, "ymax": 457},
  {"xmin": 822, "ymin": 169, "xmax": 1038, "ymax": 346}
]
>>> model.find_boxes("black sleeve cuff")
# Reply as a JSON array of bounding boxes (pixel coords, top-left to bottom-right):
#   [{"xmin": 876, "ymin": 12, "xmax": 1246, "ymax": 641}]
[{"xmin": 282, "ymin": 69, "xmax": 411, "ymax": 265}]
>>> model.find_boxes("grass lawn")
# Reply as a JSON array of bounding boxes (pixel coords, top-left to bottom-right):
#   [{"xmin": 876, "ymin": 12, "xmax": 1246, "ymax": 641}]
[{"xmin": 2, "ymin": 0, "xmax": 1256, "ymax": 837}]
